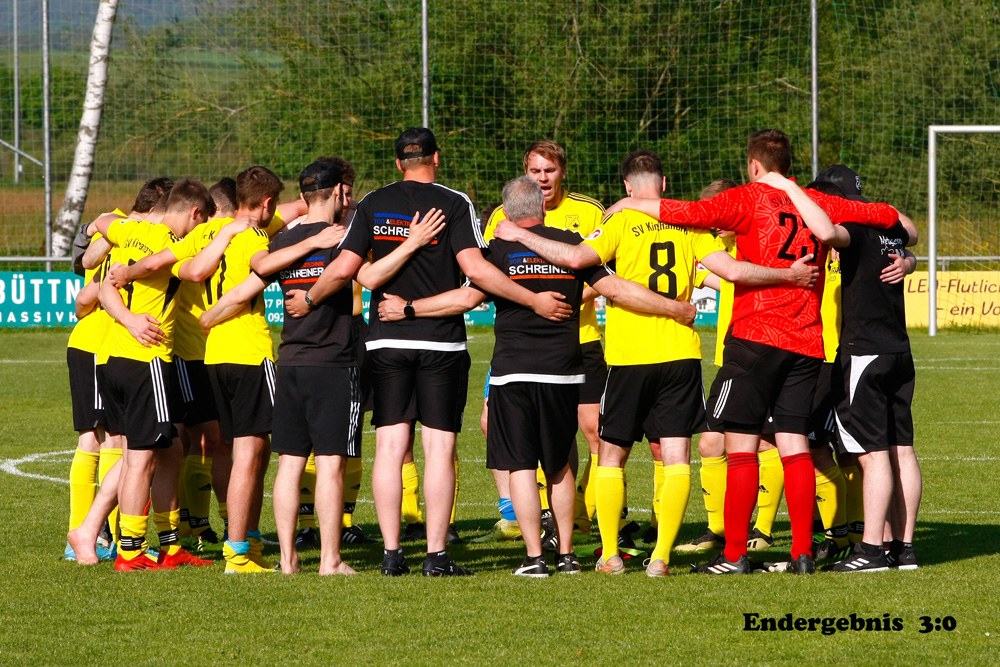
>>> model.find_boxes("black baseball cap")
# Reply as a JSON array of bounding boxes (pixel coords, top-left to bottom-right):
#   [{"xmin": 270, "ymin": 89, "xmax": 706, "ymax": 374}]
[
  {"xmin": 816, "ymin": 164, "xmax": 868, "ymax": 202},
  {"xmin": 395, "ymin": 127, "xmax": 439, "ymax": 160},
  {"xmin": 298, "ymin": 160, "xmax": 345, "ymax": 193}
]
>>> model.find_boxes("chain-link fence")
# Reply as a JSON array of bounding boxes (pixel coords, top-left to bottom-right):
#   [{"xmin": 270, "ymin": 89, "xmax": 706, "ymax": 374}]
[{"xmin": 1, "ymin": 0, "xmax": 999, "ymax": 266}]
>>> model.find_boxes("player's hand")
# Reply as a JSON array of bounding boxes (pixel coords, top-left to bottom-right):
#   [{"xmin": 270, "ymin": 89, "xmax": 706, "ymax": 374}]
[
  {"xmin": 602, "ymin": 197, "xmax": 632, "ymax": 219},
  {"xmin": 313, "ymin": 224, "xmax": 347, "ymax": 248},
  {"xmin": 493, "ymin": 218, "xmax": 522, "ymax": 242},
  {"xmin": 124, "ymin": 313, "xmax": 164, "ymax": 347},
  {"xmin": 672, "ymin": 301, "xmax": 698, "ymax": 327},
  {"xmin": 758, "ymin": 172, "xmax": 794, "ymax": 191},
  {"xmin": 406, "ymin": 209, "xmax": 446, "ymax": 248},
  {"xmin": 531, "ymin": 291, "xmax": 572, "ymax": 322},
  {"xmin": 221, "ymin": 216, "xmax": 252, "ymax": 238},
  {"xmin": 285, "ymin": 289, "xmax": 310, "ymax": 318},
  {"xmin": 198, "ymin": 310, "xmax": 217, "ymax": 335},
  {"xmin": 881, "ymin": 253, "xmax": 907, "ymax": 284},
  {"xmin": 107, "ymin": 263, "xmax": 132, "ymax": 289},
  {"xmin": 787, "ymin": 254, "xmax": 819, "ymax": 288},
  {"xmin": 378, "ymin": 293, "xmax": 407, "ymax": 322}
]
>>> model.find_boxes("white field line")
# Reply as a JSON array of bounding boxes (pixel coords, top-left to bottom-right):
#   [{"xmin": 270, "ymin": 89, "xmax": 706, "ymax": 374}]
[{"xmin": 0, "ymin": 359, "xmax": 63, "ymax": 363}]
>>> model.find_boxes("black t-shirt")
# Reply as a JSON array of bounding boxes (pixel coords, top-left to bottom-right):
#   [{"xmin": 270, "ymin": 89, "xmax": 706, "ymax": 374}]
[
  {"xmin": 838, "ymin": 222, "xmax": 910, "ymax": 355},
  {"xmin": 340, "ymin": 180, "xmax": 482, "ymax": 351},
  {"xmin": 266, "ymin": 222, "xmax": 354, "ymax": 367},
  {"xmin": 484, "ymin": 226, "xmax": 608, "ymax": 383}
]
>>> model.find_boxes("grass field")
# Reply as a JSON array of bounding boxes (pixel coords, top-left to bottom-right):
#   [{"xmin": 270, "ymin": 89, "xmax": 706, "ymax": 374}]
[{"xmin": 1, "ymin": 326, "xmax": 998, "ymax": 664}]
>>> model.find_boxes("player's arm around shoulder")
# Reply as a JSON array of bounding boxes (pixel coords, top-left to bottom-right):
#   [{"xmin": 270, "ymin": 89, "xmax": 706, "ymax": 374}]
[
  {"xmin": 200, "ymin": 273, "xmax": 268, "ymax": 333},
  {"xmin": 493, "ymin": 220, "xmax": 600, "ymax": 270}
]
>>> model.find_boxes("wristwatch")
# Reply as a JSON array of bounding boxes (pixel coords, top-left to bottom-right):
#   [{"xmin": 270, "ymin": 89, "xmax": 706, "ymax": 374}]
[
  {"xmin": 304, "ymin": 292, "xmax": 316, "ymax": 310},
  {"xmin": 404, "ymin": 300, "xmax": 416, "ymax": 320}
]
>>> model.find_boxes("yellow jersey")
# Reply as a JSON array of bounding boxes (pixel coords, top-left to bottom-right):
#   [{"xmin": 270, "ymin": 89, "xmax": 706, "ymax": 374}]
[
  {"xmin": 485, "ymin": 191, "xmax": 604, "ymax": 344},
  {"xmin": 202, "ymin": 226, "xmax": 273, "ymax": 366},
  {"xmin": 584, "ymin": 209, "xmax": 726, "ymax": 366},
  {"xmin": 712, "ymin": 236, "xmax": 738, "ymax": 367},
  {"xmin": 820, "ymin": 253, "xmax": 842, "ymax": 364},
  {"xmin": 103, "ymin": 219, "xmax": 186, "ymax": 363},
  {"xmin": 171, "ymin": 210, "xmax": 285, "ymax": 361},
  {"xmin": 67, "ymin": 232, "xmax": 112, "ymax": 354}
]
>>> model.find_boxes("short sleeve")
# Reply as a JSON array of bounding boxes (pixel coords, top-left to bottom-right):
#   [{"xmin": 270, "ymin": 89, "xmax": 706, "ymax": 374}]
[
  {"xmin": 577, "ymin": 263, "xmax": 611, "ymax": 287},
  {"xmin": 583, "ymin": 213, "xmax": 623, "ymax": 264},
  {"xmin": 482, "ymin": 205, "xmax": 506, "ymax": 243},
  {"xmin": 340, "ymin": 196, "xmax": 374, "ymax": 257},
  {"xmin": 105, "ymin": 219, "xmax": 134, "ymax": 247},
  {"xmin": 264, "ymin": 209, "xmax": 285, "ymax": 238},
  {"xmin": 448, "ymin": 196, "xmax": 483, "ymax": 254},
  {"xmin": 692, "ymin": 229, "xmax": 728, "ymax": 262}
]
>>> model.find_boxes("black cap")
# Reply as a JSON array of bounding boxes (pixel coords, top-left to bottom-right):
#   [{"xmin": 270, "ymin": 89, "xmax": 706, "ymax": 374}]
[
  {"xmin": 395, "ymin": 127, "xmax": 439, "ymax": 160},
  {"xmin": 816, "ymin": 164, "xmax": 868, "ymax": 202},
  {"xmin": 298, "ymin": 160, "xmax": 344, "ymax": 193}
]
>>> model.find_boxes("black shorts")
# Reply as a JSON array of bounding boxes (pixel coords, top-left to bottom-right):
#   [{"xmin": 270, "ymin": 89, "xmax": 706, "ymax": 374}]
[
  {"xmin": 67, "ymin": 347, "xmax": 103, "ymax": 432},
  {"xmin": 579, "ymin": 340, "xmax": 609, "ymax": 405},
  {"xmin": 208, "ymin": 360, "xmax": 276, "ymax": 442},
  {"xmin": 809, "ymin": 362, "xmax": 842, "ymax": 449},
  {"xmin": 709, "ymin": 335, "xmax": 822, "ymax": 436},
  {"xmin": 834, "ymin": 351, "xmax": 915, "ymax": 455},
  {"xmin": 599, "ymin": 359, "xmax": 706, "ymax": 445},
  {"xmin": 100, "ymin": 356, "xmax": 178, "ymax": 450},
  {"xmin": 704, "ymin": 371, "xmax": 725, "ymax": 434},
  {"xmin": 272, "ymin": 365, "xmax": 362, "ymax": 458},
  {"xmin": 173, "ymin": 357, "xmax": 220, "ymax": 427},
  {"xmin": 351, "ymin": 315, "xmax": 373, "ymax": 413},
  {"xmin": 486, "ymin": 382, "xmax": 579, "ymax": 477},
  {"xmin": 369, "ymin": 348, "xmax": 470, "ymax": 432}
]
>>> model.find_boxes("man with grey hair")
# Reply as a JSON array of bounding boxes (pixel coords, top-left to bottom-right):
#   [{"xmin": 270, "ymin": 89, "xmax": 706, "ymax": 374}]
[{"xmin": 379, "ymin": 176, "xmax": 697, "ymax": 575}]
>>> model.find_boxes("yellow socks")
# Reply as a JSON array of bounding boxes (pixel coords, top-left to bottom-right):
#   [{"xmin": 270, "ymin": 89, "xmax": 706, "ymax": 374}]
[
  {"xmin": 650, "ymin": 464, "xmax": 691, "ymax": 562},
  {"xmin": 153, "ymin": 509, "xmax": 182, "ymax": 556},
  {"xmin": 98, "ymin": 448, "xmax": 122, "ymax": 543},
  {"xmin": 650, "ymin": 459, "xmax": 665, "ymax": 528},
  {"xmin": 815, "ymin": 465, "xmax": 848, "ymax": 545},
  {"xmin": 119, "ymin": 513, "xmax": 148, "ymax": 559},
  {"xmin": 401, "ymin": 461, "xmax": 424, "ymax": 525},
  {"xmin": 342, "ymin": 457, "xmax": 363, "ymax": 528},
  {"xmin": 299, "ymin": 454, "xmax": 317, "ymax": 530},
  {"xmin": 595, "ymin": 466, "xmax": 625, "ymax": 559},
  {"xmin": 536, "ymin": 466, "xmax": 550, "ymax": 512},
  {"xmin": 184, "ymin": 455, "xmax": 213, "ymax": 536},
  {"xmin": 451, "ymin": 458, "xmax": 459, "ymax": 525},
  {"xmin": 754, "ymin": 448, "xmax": 784, "ymax": 536},
  {"xmin": 842, "ymin": 464, "xmax": 864, "ymax": 543},
  {"xmin": 574, "ymin": 454, "xmax": 593, "ymax": 531},
  {"xmin": 584, "ymin": 453, "xmax": 598, "ymax": 520},
  {"xmin": 700, "ymin": 455, "xmax": 727, "ymax": 537},
  {"xmin": 68, "ymin": 449, "xmax": 99, "ymax": 531}
]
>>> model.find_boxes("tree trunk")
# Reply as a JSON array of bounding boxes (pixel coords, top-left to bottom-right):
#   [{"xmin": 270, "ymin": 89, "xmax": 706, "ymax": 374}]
[{"xmin": 51, "ymin": 0, "xmax": 119, "ymax": 257}]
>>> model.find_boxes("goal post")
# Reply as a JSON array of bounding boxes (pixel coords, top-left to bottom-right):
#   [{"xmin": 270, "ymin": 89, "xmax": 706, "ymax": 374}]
[{"xmin": 927, "ymin": 125, "xmax": 1000, "ymax": 336}]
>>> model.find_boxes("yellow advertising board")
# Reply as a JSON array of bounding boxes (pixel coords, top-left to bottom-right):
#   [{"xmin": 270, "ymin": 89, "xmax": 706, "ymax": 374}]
[{"xmin": 904, "ymin": 271, "xmax": 1000, "ymax": 327}]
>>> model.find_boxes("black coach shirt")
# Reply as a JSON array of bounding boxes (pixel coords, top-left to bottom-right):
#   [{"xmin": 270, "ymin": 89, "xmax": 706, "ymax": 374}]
[
  {"xmin": 340, "ymin": 180, "xmax": 483, "ymax": 351},
  {"xmin": 267, "ymin": 222, "xmax": 355, "ymax": 367},
  {"xmin": 484, "ymin": 226, "xmax": 608, "ymax": 384},
  {"xmin": 838, "ymin": 222, "xmax": 910, "ymax": 355}
]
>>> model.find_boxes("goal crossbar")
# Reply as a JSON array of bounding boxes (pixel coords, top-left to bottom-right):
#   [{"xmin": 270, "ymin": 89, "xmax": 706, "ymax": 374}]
[{"xmin": 927, "ymin": 125, "xmax": 1000, "ymax": 336}]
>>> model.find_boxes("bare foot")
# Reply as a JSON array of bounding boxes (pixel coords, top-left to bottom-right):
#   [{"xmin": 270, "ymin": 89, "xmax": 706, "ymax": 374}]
[
  {"xmin": 279, "ymin": 556, "xmax": 302, "ymax": 575},
  {"xmin": 319, "ymin": 560, "xmax": 358, "ymax": 576},
  {"xmin": 67, "ymin": 528, "xmax": 99, "ymax": 565}
]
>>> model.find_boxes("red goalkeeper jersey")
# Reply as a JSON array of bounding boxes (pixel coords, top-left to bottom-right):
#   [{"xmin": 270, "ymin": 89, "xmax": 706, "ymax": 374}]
[{"xmin": 657, "ymin": 183, "xmax": 898, "ymax": 358}]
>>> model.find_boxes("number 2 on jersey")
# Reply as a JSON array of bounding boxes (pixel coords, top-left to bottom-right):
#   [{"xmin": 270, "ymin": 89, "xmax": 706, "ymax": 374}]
[
  {"xmin": 778, "ymin": 212, "xmax": 819, "ymax": 262},
  {"xmin": 648, "ymin": 241, "xmax": 678, "ymax": 299}
]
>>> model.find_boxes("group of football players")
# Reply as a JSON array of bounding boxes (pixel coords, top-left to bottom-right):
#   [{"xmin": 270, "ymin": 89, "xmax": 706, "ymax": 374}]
[{"xmin": 62, "ymin": 127, "xmax": 922, "ymax": 577}]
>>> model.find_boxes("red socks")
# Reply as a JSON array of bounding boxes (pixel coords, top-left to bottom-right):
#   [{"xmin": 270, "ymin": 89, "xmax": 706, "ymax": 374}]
[
  {"xmin": 723, "ymin": 452, "xmax": 758, "ymax": 562},
  {"xmin": 781, "ymin": 452, "xmax": 816, "ymax": 559}
]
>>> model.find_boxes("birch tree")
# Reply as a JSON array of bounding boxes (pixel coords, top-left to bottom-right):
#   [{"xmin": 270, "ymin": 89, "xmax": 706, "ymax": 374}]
[{"xmin": 51, "ymin": 0, "xmax": 119, "ymax": 257}]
